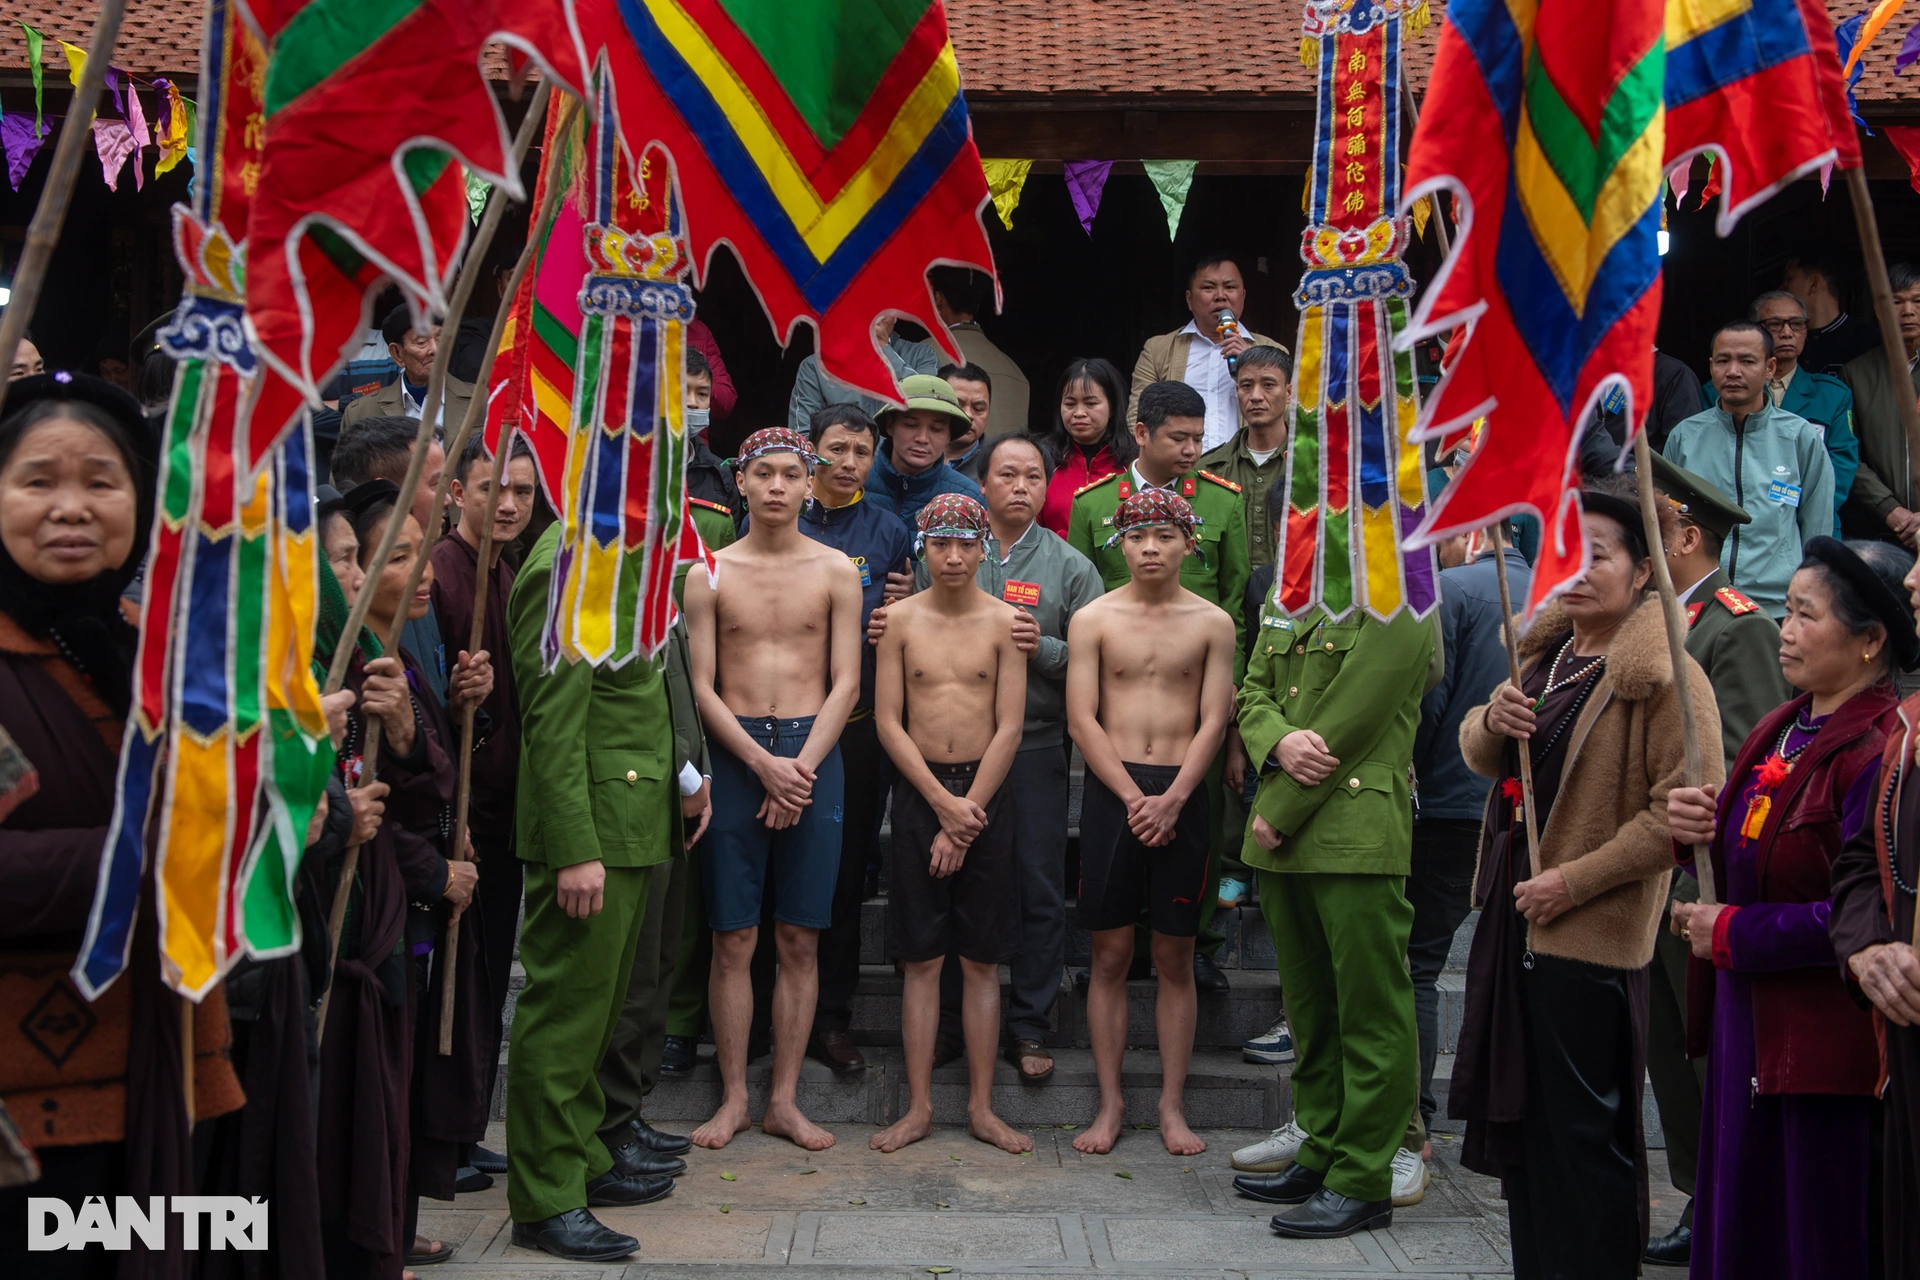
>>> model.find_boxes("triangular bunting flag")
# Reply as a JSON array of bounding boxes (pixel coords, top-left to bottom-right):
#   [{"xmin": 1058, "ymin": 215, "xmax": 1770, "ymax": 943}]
[
  {"xmin": 1886, "ymin": 125, "xmax": 1920, "ymax": 195},
  {"xmin": 982, "ymin": 158, "xmax": 1033, "ymax": 230},
  {"xmin": 1144, "ymin": 160, "xmax": 1198, "ymax": 239},
  {"xmin": 60, "ymin": 40, "xmax": 86, "ymax": 88},
  {"xmin": 1, "ymin": 112, "xmax": 46, "ymax": 189},
  {"xmin": 19, "ymin": 23, "xmax": 43, "ymax": 137},
  {"xmin": 154, "ymin": 79, "xmax": 188, "ymax": 175},
  {"xmin": 1844, "ymin": 0, "xmax": 1907, "ymax": 77},
  {"xmin": 92, "ymin": 118, "xmax": 136, "ymax": 191},
  {"xmin": 1062, "ymin": 160, "xmax": 1112, "ymax": 235}
]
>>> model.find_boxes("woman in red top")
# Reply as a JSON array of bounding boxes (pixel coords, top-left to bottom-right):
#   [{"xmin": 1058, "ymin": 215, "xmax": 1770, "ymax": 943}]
[{"xmin": 1036, "ymin": 358, "xmax": 1134, "ymax": 535}]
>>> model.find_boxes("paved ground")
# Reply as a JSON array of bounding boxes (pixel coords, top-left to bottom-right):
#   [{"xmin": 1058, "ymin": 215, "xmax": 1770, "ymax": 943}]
[{"xmin": 420, "ymin": 1121, "xmax": 1684, "ymax": 1278}]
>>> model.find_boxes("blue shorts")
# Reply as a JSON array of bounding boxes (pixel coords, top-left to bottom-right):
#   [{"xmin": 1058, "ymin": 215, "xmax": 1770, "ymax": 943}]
[{"xmin": 702, "ymin": 715, "xmax": 844, "ymax": 932}]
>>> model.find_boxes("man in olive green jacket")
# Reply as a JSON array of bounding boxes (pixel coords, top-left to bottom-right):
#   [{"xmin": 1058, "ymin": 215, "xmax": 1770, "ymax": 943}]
[
  {"xmin": 505, "ymin": 525, "xmax": 683, "ymax": 1260},
  {"xmin": 1231, "ymin": 606, "xmax": 1431, "ymax": 1237}
]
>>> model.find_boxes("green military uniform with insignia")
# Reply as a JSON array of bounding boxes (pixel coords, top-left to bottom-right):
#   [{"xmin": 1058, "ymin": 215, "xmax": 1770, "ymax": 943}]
[
  {"xmin": 1067, "ymin": 465, "xmax": 1252, "ymax": 962},
  {"xmin": 1196, "ymin": 430, "xmax": 1287, "ymax": 567},
  {"xmin": 506, "ymin": 524, "xmax": 683, "ymax": 1224},
  {"xmin": 1236, "ymin": 606, "xmax": 1431, "ymax": 1203},
  {"xmin": 1644, "ymin": 452, "xmax": 1791, "ymax": 1222}
]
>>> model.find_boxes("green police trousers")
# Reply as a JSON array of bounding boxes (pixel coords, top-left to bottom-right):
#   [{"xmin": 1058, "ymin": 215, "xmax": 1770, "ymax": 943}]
[
  {"xmin": 1258, "ymin": 868, "xmax": 1417, "ymax": 1203},
  {"xmin": 665, "ymin": 843, "xmax": 708, "ymax": 1038},
  {"xmin": 598, "ymin": 856, "xmax": 692, "ymax": 1142},
  {"xmin": 506, "ymin": 862, "xmax": 653, "ymax": 1222}
]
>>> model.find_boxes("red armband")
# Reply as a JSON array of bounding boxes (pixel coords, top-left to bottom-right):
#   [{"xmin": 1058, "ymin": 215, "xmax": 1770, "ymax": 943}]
[{"xmin": 1711, "ymin": 904, "xmax": 1742, "ymax": 970}]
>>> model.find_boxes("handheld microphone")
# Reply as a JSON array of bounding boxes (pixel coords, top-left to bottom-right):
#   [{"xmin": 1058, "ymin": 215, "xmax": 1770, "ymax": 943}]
[{"xmin": 1216, "ymin": 309, "xmax": 1242, "ymax": 374}]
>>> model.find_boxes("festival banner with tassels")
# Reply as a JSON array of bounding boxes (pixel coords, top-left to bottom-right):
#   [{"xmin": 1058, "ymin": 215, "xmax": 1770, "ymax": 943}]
[
  {"xmin": 1273, "ymin": 0, "xmax": 1437, "ymax": 622},
  {"xmin": 76, "ymin": 0, "xmax": 331, "ymax": 1001},
  {"xmin": 1404, "ymin": 0, "xmax": 1860, "ymax": 617}
]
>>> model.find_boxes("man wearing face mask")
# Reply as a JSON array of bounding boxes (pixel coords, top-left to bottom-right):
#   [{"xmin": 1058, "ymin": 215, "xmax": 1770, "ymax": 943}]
[
  {"xmin": 683, "ymin": 348, "xmax": 741, "ymax": 528},
  {"xmin": 1130, "ymin": 253, "xmax": 1286, "ymax": 453},
  {"xmin": 343, "ymin": 304, "xmax": 475, "ymax": 429}
]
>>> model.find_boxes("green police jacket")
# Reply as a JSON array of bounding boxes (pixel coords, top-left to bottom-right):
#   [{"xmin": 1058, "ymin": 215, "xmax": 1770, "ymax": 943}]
[
  {"xmin": 1196, "ymin": 430, "xmax": 1287, "ymax": 568},
  {"xmin": 1236, "ymin": 607, "xmax": 1434, "ymax": 876},
  {"xmin": 1065, "ymin": 466, "xmax": 1251, "ymax": 678},
  {"xmin": 1682, "ymin": 567, "xmax": 1789, "ymax": 771},
  {"xmin": 509, "ymin": 524, "xmax": 678, "ymax": 871}
]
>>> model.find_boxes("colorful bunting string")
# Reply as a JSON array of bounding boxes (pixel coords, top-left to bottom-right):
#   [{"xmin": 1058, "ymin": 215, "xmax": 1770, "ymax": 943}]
[
  {"xmin": 1843, "ymin": 0, "xmax": 1908, "ymax": 77},
  {"xmin": 1886, "ymin": 124, "xmax": 1920, "ymax": 193},
  {"xmin": 20, "ymin": 22, "xmax": 44, "ymax": 137},
  {"xmin": 1, "ymin": 114, "xmax": 45, "ymax": 190},
  {"xmin": 91, "ymin": 118, "xmax": 137, "ymax": 191},
  {"xmin": 981, "ymin": 158, "xmax": 1032, "ymax": 229}
]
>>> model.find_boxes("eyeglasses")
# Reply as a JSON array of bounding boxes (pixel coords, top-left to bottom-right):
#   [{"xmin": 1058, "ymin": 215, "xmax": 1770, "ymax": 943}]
[{"xmin": 1759, "ymin": 317, "xmax": 1808, "ymax": 334}]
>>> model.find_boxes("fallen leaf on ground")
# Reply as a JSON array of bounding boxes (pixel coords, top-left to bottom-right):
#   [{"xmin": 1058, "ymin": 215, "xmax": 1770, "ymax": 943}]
[
  {"xmin": 719, "ymin": 1204, "xmax": 731, "ymax": 1213},
  {"xmin": 799, "ymin": 1169, "xmax": 817, "ymax": 1175},
  {"xmin": 936, "ymin": 1200, "xmax": 950, "ymax": 1208},
  {"xmin": 1059, "ymin": 1123, "xmax": 1078, "ymax": 1130},
  {"xmin": 1115, "ymin": 1171, "xmax": 1134, "ymax": 1180},
  {"xmin": 948, "ymin": 1154, "xmax": 962, "ymax": 1161},
  {"xmin": 848, "ymin": 1199, "xmax": 866, "ymax": 1205},
  {"xmin": 719, "ymin": 1171, "xmax": 737, "ymax": 1181}
]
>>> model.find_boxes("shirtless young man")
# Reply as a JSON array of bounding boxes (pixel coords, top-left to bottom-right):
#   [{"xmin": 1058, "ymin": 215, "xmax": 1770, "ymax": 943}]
[
  {"xmin": 1065, "ymin": 489, "xmax": 1236, "ymax": 1157},
  {"xmin": 871, "ymin": 494, "xmax": 1030, "ymax": 1155},
  {"xmin": 684, "ymin": 428, "xmax": 863, "ymax": 1151}
]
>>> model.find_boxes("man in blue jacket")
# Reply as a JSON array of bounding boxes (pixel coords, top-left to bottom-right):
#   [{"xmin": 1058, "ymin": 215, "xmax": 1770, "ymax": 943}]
[
  {"xmin": 865, "ymin": 374, "xmax": 984, "ymax": 524},
  {"xmin": 798, "ymin": 403, "xmax": 915, "ymax": 1074}
]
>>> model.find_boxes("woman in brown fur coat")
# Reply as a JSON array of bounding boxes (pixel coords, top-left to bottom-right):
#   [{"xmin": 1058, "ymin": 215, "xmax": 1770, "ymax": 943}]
[{"xmin": 1450, "ymin": 490, "xmax": 1723, "ymax": 1280}]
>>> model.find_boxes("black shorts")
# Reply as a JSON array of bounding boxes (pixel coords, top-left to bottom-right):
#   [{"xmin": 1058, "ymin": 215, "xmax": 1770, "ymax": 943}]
[
  {"xmin": 1076, "ymin": 761, "xmax": 1211, "ymax": 937},
  {"xmin": 887, "ymin": 761, "xmax": 1018, "ymax": 964}
]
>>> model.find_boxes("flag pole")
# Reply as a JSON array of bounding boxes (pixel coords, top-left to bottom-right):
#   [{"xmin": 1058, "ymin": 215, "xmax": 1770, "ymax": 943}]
[
  {"xmin": 1631, "ymin": 429, "xmax": 1716, "ymax": 904},
  {"xmin": 1844, "ymin": 168, "xmax": 1920, "ymax": 557},
  {"xmin": 1485, "ymin": 524, "xmax": 1543, "ymax": 880},
  {"xmin": 436, "ymin": 109, "xmax": 573, "ymax": 1053},
  {"xmin": 0, "ymin": 0, "xmax": 129, "ymax": 373},
  {"xmin": 316, "ymin": 83, "xmax": 549, "ymax": 1043}
]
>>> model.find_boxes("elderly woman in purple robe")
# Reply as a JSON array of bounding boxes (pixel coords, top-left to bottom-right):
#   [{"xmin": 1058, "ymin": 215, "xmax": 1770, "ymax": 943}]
[{"xmin": 1666, "ymin": 536, "xmax": 1915, "ymax": 1280}]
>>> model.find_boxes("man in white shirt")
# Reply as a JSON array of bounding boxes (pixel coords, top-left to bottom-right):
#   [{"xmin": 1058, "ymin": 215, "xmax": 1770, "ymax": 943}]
[{"xmin": 1129, "ymin": 253, "xmax": 1286, "ymax": 452}]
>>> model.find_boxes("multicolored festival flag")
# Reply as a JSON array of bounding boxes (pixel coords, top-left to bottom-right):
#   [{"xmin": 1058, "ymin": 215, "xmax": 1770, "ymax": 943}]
[
  {"xmin": 1405, "ymin": 0, "xmax": 1859, "ymax": 615},
  {"xmin": 76, "ymin": 0, "xmax": 331, "ymax": 1002},
  {"xmin": 1272, "ymin": 0, "xmax": 1437, "ymax": 622},
  {"xmin": 588, "ymin": 0, "xmax": 995, "ymax": 399}
]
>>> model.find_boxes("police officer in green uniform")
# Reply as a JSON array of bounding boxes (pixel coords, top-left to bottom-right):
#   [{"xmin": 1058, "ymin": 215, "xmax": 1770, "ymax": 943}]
[
  {"xmin": 1642, "ymin": 452, "xmax": 1791, "ymax": 1266},
  {"xmin": 1068, "ymin": 381, "xmax": 1249, "ymax": 988},
  {"xmin": 505, "ymin": 525, "xmax": 685, "ymax": 1261}
]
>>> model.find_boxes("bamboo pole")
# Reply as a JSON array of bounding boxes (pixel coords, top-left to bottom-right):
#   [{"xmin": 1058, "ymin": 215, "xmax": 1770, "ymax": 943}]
[
  {"xmin": 436, "ymin": 185, "xmax": 559, "ymax": 1055},
  {"xmin": 1631, "ymin": 429, "xmax": 1716, "ymax": 905},
  {"xmin": 1400, "ymin": 80, "xmax": 1452, "ymax": 259},
  {"xmin": 181, "ymin": 998, "xmax": 195, "ymax": 1127},
  {"xmin": 1486, "ymin": 524, "xmax": 1543, "ymax": 882},
  {"xmin": 1842, "ymin": 168, "xmax": 1920, "ymax": 519},
  {"xmin": 316, "ymin": 84, "xmax": 550, "ymax": 1043},
  {"xmin": 0, "ymin": 1, "xmax": 129, "ymax": 371}
]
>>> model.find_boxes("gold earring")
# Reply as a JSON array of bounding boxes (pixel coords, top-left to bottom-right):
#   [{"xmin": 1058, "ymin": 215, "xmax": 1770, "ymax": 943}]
[{"xmin": 1864, "ymin": 650, "xmax": 1876, "ymax": 665}]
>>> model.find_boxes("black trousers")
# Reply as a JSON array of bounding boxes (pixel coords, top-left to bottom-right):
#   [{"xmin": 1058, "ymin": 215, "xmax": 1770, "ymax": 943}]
[
  {"xmin": 815, "ymin": 713, "xmax": 884, "ymax": 1035},
  {"xmin": 473, "ymin": 827, "xmax": 522, "ymax": 1128},
  {"xmin": 1506, "ymin": 954, "xmax": 1651, "ymax": 1280},
  {"xmin": 1406, "ymin": 819, "xmax": 1480, "ymax": 1130}
]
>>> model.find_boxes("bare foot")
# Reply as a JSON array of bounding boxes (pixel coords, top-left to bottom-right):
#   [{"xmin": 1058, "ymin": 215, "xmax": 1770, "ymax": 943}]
[
  {"xmin": 968, "ymin": 1108, "xmax": 1034, "ymax": 1154},
  {"xmin": 763, "ymin": 1099, "xmax": 836, "ymax": 1151},
  {"xmin": 1421, "ymin": 1140, "xmax": 1432, "ymax": 1161},
  {"xmin": 1071, "ymin": 1109, "xmax": 1123, "ymax": 1155},
  {"xmin": 1159, "ymin": 1108, "xmax": 1207, "ymax": 1157},
  {"xmin": 869, "ymin": 1109, "xmax": 933, "ymax": 1153},
  {"xmin": 690, "ymin": 1097, "xmax": 751, "ymax": 1150}
]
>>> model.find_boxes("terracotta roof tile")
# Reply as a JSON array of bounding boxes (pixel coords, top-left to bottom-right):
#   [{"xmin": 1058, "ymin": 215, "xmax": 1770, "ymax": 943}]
[{"xmin": 2, "ymin": 0, "xmax": 1915, "ymax": 105}]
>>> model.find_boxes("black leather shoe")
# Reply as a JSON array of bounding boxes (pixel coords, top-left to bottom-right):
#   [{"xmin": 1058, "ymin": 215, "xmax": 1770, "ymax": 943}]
[
  {"xmin": 510, "ymin": 1208, "xmax": 638, "ymax": 1261},
  {"xmin": 1645, "ymin": 1222, "xmax": 1692, "ymax": 1267},
  {"xmin": 585, "ymin": 1167, "xmax": 676, "ymax": 1206},
  {"xmin": 1233, "ymin": 1162, "xmax": 1326, "ymax": 1205},
  {"xmin": 809, "ymin": 1028, "xmax": 868, "ymax": 1073},
  {"xmin": 1194, "ymin": 952, "xmax": 1231, "ymax": 993},
  {"xmin": 608, "ymin": 1139, "xmax": 687, "ymax": 1179},
  {"xmin": 470, "ymin": 1144, "xmax": 507, "ymax": 1174},
  {"xmin": 631, "ymin": 1118, "xmax": 692, "ymax": 1156},
  {"xmin": 1270, "ymin": 1187, "xmax": 1392, "ymax": 1239},
  {"xmin": 453, "ymin": 1166, "xmax": 494, "ymax": 1194},
  {"xmin": 660, "ymin": 1035, "xmax": 697, "ymax": 1075}
]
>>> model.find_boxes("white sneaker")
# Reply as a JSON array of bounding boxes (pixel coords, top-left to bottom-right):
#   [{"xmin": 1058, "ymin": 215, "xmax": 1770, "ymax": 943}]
[
  {"xmin": 1230, "ymin": 1120, "xmax": 1309, "ymax": 1172},
  {"xmin": 1391, "ymin": 1147, "xmax": 1430, "ymax": 1206}
]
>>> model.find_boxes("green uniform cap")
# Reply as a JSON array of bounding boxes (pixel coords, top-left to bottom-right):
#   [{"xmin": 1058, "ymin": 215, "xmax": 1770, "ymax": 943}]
[
  {"xmin": 883, "ymin": 373, "xmax": 971, "ymax": 427},
  {"xmin": 1649, "ymin": 450, "xmax": 1750, "ymax": 542}
]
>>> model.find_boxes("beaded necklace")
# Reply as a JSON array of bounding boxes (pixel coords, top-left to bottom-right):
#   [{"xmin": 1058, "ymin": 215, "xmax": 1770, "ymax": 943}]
[
  {"xmin": 1881, "ymin": 759, "xmax": 1919, "ymax": 898},
  {"xmin": 1531, "ymin": 637, "xmax": 1596, "ymax": 711},
  {"xmin": 1739, "ymin": 710, "xmax": 1820, "ymax": 841},
  {"xmin": 1526, "ymin": 652, "xmax": 1604, "ymax": 767}
]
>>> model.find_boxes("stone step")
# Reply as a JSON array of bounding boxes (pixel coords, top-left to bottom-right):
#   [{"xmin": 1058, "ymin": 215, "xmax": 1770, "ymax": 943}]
[{"xmin": 492, "ymin": 1045, "xmax": 1289, "ymax": 1129}]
